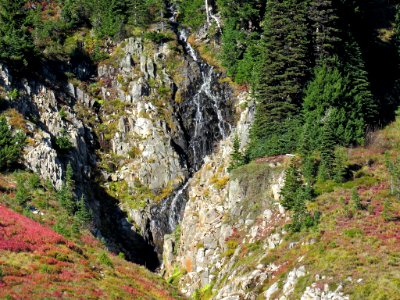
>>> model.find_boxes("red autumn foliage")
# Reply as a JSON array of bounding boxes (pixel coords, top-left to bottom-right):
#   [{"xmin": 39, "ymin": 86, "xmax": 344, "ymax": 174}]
[{"xmin": 0, "ymin": 205, "xmax": 67, "ymax": 253}]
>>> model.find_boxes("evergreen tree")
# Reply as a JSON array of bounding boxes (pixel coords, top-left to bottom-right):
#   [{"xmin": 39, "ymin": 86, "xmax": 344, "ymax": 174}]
[
  {"xmin": 318, "ymin": 112, "xmax": 336, "ymax": 181},
  {"xmin": 333, "ymin": 146, "xmax": 348, "ymax": 183},
  {"xmin": 57, "ymin": 163, "xmax": 76, "ymax": 214},
  {"xmin": 250, "ymin": 0, "xmax": 310, "ymax": 158},
  {"xmin": 75, "ymin": 195, "xmax": 92, "ymax": 227},
  {"xmin": 308, "ymin": 0, "xmax": 341, "ymax": 63},
  {"xmin": 280, "ymin": 161, "xmax": 303, "ymax": 210},
  {"xmin": 128, "ymin": 0, "xmax": 149, "ymax": 27},
  {"xmin": 228, "ymin": 134, "xmax": 244, "ymax": 171},
  {"xmin": 0, "ymin": 117, "xmax": 26, "ymax": 170},
  {"xmin": 343, "ymin": 36, "xmax": 377, "ymax": 144},
  {"xmin": 0, "ymin": 0, "xmax": 33, "ymax": 62},
  {"xmin": 15, "ymin": 174, "xmax": 29, "ymax": 206},
  {"xmin": 301, "ymin": 58, "xmax": 347, "ymax": 150},
  {"xmin": 216, "ymin": 0, "xmax": 264, "ymax": 79},
  {"xmin": 91, "ymin": 0, "xmax": 124, "ymax": 38},
  {"xmin": 351, "ymin": 188, "xmax": 362, "ymax": 210},
  {"xmin": 60, "ymin": 0, "xmax": 92, "ymax": 28}
]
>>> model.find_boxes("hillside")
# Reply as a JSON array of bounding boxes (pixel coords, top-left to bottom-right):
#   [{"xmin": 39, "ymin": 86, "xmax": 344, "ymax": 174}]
[{"xmin": 0, "ymin": 173, "xmax": 182, "ymax": 299}]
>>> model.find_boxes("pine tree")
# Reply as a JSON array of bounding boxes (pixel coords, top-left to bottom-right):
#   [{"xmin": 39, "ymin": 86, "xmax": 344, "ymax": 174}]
[
  {"xmin": 228, "ymin": 134, "xmax": 244, "ymax": 171},
  {"xmin": 342, "ymin": 36, "xmax": 377, "ymax": 144},
  {"xmin": 57, "ymin": 163, "xmax": 76, "ymax": 214},
  {"xmin": 249, "ymin": 0, "xmax": 310, "ymax": 158},
  {"xmin": 0, "ymin": 0, "xmax": 33, "ymax": 62},
  {"xmin": 91, "ymin": 0, "xmax": 124, "ymax": 38},
  {"xmin": 0, "ymin": 117, "xmax": 26, "ymax": 170},
  {"xmin": 127, "ymin": 0, "xmax": 149, "ymax": 27},
  {"xmin": 301, "ymin": 58, "xmax": 347, "ymax": 151},
  {"xmin": 217, "ymin": 0, "xmax": 264, "ymax": 79},
  {"xmin": 75, "ymin": 195, "xmax": 92, "ymax": 227},
  {"xmin": 15, "ymin": 174, "xmax": 29, "ymax": 206},
  {"xmin": 333, "ymin": 146, "xmax": 348, "ymax": 183},
  {"xmin": 308, "ymin": 0, "xmax": 341, "ymax": 63},
  {"xmin": 280, "ymin": 161, "xmax": 303, "ymax": 210},
  {"xmin": 351, "ymin": 188, "xmax": 362, "ymax": 210},
  {"xmin": 318, "ymin": 112, "xmax": 336, "ymax": 181}
]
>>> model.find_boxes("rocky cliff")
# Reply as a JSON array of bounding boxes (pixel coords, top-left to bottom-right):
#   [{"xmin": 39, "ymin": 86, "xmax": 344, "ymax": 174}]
[{"xmin": 0, "ymin": 11, "xmax": 235, "ymax": 271}]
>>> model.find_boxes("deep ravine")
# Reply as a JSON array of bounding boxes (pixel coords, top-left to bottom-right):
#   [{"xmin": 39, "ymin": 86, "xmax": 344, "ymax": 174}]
[{"xmin": 146, "ymin": 3, "xmax": 233, "ymax": 262}]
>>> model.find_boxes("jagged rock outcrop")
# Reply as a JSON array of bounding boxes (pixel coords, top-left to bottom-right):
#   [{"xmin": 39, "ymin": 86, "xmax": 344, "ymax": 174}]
[
  {"xmin": 0, "ymin": 64, "xmax": 94, "ymax": 190},
  {"xmin": 158, "ymin": 88, "xmax": 350, "ymax": 299}
]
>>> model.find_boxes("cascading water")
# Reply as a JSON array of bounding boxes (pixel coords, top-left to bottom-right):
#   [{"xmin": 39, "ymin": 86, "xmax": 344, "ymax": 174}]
[{"xmin": 148, "ymin": 3, "xmax": 232, "ymax": 260}]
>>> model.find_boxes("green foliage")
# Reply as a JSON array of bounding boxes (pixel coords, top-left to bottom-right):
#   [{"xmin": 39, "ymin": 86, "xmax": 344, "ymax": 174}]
[
  {"xmin": 98, "ymin": 251, "xmax": 114, "ymax": 268},
  {"xmin": 249, "ymin": 0, "xmax": 310, "ymax": 158},
  {"xmin": 281, "ymin": 160, "xmax": 319, "ymax": 232},
  {"xmin": 309, "ymin": 0, "xmax": 341, "ymax": 63},
  {"xmin": 56, "ymin": 164, "xmax": 76, "ymax": 215},
  {"xmin": 248, "ymin": 117, "xmax": 302, "ymax": 159},
  {"xmin": 343, "ymin": 36, "xmax": 377, "ymax": 130},
  {"xmin": 58, "ymin": 108, "xmax": 67, "ymax": 120},
  {"xmin": 317, "ymin": 115, "xmax": 336, "ymax": 181},
  {"xmin": 7, "ymin": 89, "xmax": 19, "ymax": 101},
  {"xmin": 351, "ymin": 188, "xmax": 362, "ymax": 210},
  {"xmin": 385, "ymin": 154, "xmax": 400, "ymax": 200},
  {"xmin": 143, "ymin": 31, "xmax": 173, "ymax": 44},
  {"xmin": 15, "ymin": 173, "xmax": 30, "ymax": 206},
  {"xmin": 0, "ymin": 116, "xmax": 26, "ymax": 170},
  {"xmin": 193, "ymin": 284, "xmax": 213, "ymax": 300},
  {"xmin": 167, "ymin": 265, "xmax": 184, "ymax": 285},
  {"xmin": 216, "ymin": 0, "xmax": 264, "ymax": 81},
  {"xmin": 0, "ymin": 0, "xmax": 34, "ymax": 62},
  {"xmin": 91, "ymin": 0, "xmax": 124, "ymax": 39},
  {"xmin": 333, "ymin": 147, "xmax": 348, "ymax": 183},
  {"xmin": 280, "ymin": 162, "xmax": 303, "ymax": 210},
  {"xmin": 74, "ymin": 195, "xmax": 92, "ymax": 227},
  {"xmin": 228, "ymin": 135, "xmax": 245, "ymax": 172},
  {"xmin": 54, "ymin": 129, "xmax": 74, "ymax": 153},
  {"xmin": 382, "ymin": 198, "xmax": 396, "ymax": 222},
  {"xmin": 175, "ymin": 0, "xmax": 205, "ymax": 30},
  {"xmin": 343, "ymin": 228, "xmax": 364, "ymax": 238}
]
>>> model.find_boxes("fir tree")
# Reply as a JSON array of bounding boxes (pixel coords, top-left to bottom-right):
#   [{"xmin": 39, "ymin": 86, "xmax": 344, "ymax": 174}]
[
  {"xmin": 228, "ymin": 134, "xmax": 244, "ymax": 171},
  {"xmin": 75, "ymin": 195, "xmax": 92, "ymax": 227},
  {"xmin": 250, "ymin": 0, "xmax": 310, "ymax": 158},
  {"xmin": 318, "ymin": 112, "xmax": 336, "ymax": 181},
  {"xmin": 351, "ymin": 188, "xmax": 362, "ymax": 210},
  {"xmin": 280, "ymin": 161, "xmax": 303, "ymax": 210},
  {"xmin": 301, "ymin": 58, "xmax": 347, "ymax": 151},
  {"xmin": 0, "ymin": 0, "xmax": 33, "ymax": 62},
  {"xmin": 128, "ymin": 0, "xmax": 149, "ymax": 27},
  {"xmin": 308, "ymin": 0, "xmax": 341, "ymax": 63},
  {"xmin": 0, "ymin": 117, "xmax": 26, "ymax": 170},
  {"xmin": 91, "ymin": 0, "xmax": 124, "ymax": 38},
  {"xmin": 15, "ymin": 174, "xmax": 29, "ymax": 206},
  {"xmin": 57, "ymin": 163, "xmax": 76, "ymax": 214},
  {"xmin": 333, "ymin": 146, "xmax": 348, "ymax": 183},
  {"xmin": 342, "ymin": 36, "xmax": 377, "ymax": 144}
]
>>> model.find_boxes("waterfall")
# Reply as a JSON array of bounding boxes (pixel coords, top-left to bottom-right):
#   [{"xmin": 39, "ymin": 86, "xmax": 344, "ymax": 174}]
[{"xmin": 148, "ymin": 3, "xmax": 232, "ymax": 260}]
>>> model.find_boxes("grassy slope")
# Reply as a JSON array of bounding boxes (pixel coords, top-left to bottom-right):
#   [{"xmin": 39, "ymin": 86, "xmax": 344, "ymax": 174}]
[
  {"xmin": 255, "ymin": 117, "xmax": 400, "ymax": 299},
  {"xmin": 0, "ymin": 173, "xmax": 182, "ymax": 300}
]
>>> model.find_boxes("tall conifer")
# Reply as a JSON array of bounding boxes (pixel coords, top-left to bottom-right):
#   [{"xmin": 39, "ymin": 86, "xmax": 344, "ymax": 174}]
[
  {"xmin": 250, "ymin": 0, "xmax": 310, "ymax": 158},
  {"xmin": 0, "ymin": 0, "xmax": 32, "ymax": 62},
  {"xmin": 309, "ymin": 0, "xmax": 341, "ymax": 63}
]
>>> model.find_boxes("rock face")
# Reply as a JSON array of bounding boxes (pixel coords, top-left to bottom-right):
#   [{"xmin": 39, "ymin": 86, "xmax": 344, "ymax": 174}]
[
  {"xmin": 0, "ymin": 64, "xmax": 94, "ymax": 191},
  {"xmin": 0, "ymin": 12, "xmax": 235, "ymax": 268},
  {"xmin": 88, "ymin": 30, "xmax": 234, "ymax": 259},
  {"xmin": 161, "ymin": 94, "xmax": 293, "ymax": 298}
]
